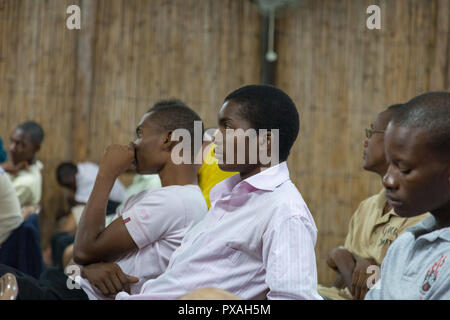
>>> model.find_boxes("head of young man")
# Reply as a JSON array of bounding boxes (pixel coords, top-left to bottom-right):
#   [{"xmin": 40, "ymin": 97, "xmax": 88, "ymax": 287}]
[
  {"xmin": 382, "ymin": 92, "xmax": 450, "ymax": 223},
  {"xmin": 363, "ymin": 104, "xmax": 403, "ymax": 175},
  {"xmin": 56, "ymin": 162, "xmax": 77, "ymax": 192},
  {"xmin": 9, "ymin": 121, "xmax": 44, "ymax": 166},
  {"xmin": 134, "ymin": 99, "xmax": 203, "ymax": 174},
  {"xmin": 215, "ymin": 84, "xmax": 299, "ymax": 179}
]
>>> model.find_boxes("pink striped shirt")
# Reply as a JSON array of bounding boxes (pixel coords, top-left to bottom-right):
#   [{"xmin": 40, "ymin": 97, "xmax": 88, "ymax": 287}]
[{"xmin": 116, "ymin": 162, "xmax": 322, "ymax": 300}]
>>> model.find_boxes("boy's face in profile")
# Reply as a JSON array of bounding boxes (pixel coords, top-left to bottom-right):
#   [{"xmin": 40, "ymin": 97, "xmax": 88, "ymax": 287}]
[
  {"xmin": 133, "ymin": 112, "xmax": 167, "ymax": 174},
  {"xmin": 9, "ymin": 128, "xmax": 37, "ymax": 165},
  {"xmin": 363, "ymin": 112, "xmax": 388, "ymax": 172},
  {"xmin": 215, "ymin": 100, "xmax": 260, "ymax": 176},
  {"xmin": 383, "ymin": 122, "xmax": 450, "ymax": 217}
]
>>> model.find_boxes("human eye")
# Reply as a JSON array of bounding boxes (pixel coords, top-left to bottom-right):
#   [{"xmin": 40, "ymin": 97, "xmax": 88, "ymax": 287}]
[
  {"xmin": 397, "ymin": 163, "xmax": 411, "ymax": 175},
  {"xmin": 400, "ymin": 168, "xmax": 411, "ymax": 175}
]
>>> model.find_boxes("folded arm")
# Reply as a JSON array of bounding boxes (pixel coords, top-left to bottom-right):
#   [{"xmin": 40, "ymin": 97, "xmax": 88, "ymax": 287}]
[{"xmin": 73, "ymin": 144, "xmax": 138, "ymax": 265}]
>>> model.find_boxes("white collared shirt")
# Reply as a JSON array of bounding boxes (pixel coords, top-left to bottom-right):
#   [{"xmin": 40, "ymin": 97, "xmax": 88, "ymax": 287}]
[
  {"xmin": 80, "ymin": 185, "xmax": 207, "ymax": 300},
  {"xmin": 116, "ymin": 162, "xmax": 322, "ymax": 300},
  {"xmin": 8, "ymin": 160, "xmax": 43, "ymax": 206}
]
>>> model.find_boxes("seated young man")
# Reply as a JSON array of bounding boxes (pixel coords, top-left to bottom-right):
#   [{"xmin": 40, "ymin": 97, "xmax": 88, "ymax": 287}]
[
  {"xmin": 0, "ymin": 99, "xmax": 208, "ymax": 300},
  {"xmin": 113, "ymin": 84, "xmax": 322, "ymax": 300},
  {"xmin": 53, "ymin": 173, "xmax": 162, "ymax": 269},
  {"xmin": 1, "ymin": 121, "xmax": 44, "ymax": 208},
  {"xmin": 365, "ymin": 91, "xmax": 450, "ymax": 300},
  {"xmin": 318, "ymin": 104, "xmax": 429, "ymax": 300}
]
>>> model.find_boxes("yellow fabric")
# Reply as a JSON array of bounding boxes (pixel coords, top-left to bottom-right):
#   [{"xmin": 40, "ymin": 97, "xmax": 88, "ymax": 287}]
[
  {"xmin": 198, "ymin": 144, "xmax": 237, "ymax": 208},
  {"xmin": 319, "ymin": 188, "xmax": 429, "ymax": 300},
  {"xmin": 7, "ymin": 160, "xmax": 43, "ymax": 206}
]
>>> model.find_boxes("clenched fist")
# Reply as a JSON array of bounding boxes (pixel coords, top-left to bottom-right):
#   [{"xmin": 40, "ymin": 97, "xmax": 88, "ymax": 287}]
[{"xmin": 98, "ymin": 143, "xmax": 136, "ymax": 179}]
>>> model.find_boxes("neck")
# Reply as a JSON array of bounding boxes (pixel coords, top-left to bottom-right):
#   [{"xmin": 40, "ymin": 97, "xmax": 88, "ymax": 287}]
[
  {"xmin": 158, "ymin": 161, "xmax": 198, "ymax": 187},
  {"xmin": 16, "ymin": 157, "xmax": 35, "ymax": 166},
  {"xmin": 240, "ymin": 164, "xmax": 271, "ymax": 181},
  {"xmin": 431, "ymin": 202, "xmax": 450, "ymax": 229}
]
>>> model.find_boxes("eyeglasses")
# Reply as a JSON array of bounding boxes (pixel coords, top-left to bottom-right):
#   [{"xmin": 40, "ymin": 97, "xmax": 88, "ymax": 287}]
[{"xmin": 365, "ymin": 128, "xmax": 385, "ymax": 139}]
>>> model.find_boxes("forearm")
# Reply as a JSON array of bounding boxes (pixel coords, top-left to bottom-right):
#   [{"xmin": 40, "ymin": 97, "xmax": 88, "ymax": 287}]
[
  {"xmin": 331, "ymin": 273, "xmax": 346, "ymax": 289},
  {"xmin": 334, "ymin": 252, "xmax": 356, "ymax": 289},
  {"xmin": 73, "ymin": 173, "xmax": 116, "ymax": 264}
]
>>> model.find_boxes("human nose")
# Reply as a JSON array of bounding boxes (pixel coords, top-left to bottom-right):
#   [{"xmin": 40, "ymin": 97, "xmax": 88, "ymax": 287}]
[{"xmin": 382, "ymin": 164, "xmax": 398, "ymax": 191}]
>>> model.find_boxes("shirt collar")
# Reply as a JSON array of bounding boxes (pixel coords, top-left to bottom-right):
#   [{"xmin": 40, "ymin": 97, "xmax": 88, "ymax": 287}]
[
  {"xmin": 243, "ymin": 161, "xmax": 290, "ymax": 191},
  {"xmin": 209, "ymin": 161, "xmax": 290, "ymax": 203},
  {"xmin": 407, "ymin": 215, "xmax": 450, "ymax": 242}
]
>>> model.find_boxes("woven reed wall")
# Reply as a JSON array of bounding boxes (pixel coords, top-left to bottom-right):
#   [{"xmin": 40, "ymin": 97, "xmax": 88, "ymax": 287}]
[{"xmin": 0, "ymin": 0, "xmax": 448, "ymax": 285}]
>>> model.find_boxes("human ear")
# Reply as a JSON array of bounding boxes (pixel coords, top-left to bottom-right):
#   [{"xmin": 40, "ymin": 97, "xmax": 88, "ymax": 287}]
[
  {"xmin": 163, "ymin": 131, "xmax": 179, "ymax": 152},
  {"xmin": 162, "ymin": 131, "xmax": 172, "ymax": 148}
]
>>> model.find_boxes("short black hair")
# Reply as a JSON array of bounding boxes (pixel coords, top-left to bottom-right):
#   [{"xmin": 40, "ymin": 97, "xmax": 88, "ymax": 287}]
[
  {"xmin": 56, "ymin": 162, "xmax": 77, "ymax": 185},
  {"xmin": 147, "ymin": 99, "xmax": 203, "ymax": 161},
  {"xmin": 391, "ymin": 91, "xmax": 450, "ymax": 159},
  {"xmin": 224, "ymin": 84, "xmax": 299, "ymax": 162},
  {"xmin": 17, "ymin": 121, "xmax": 45, "ymax": 146}
]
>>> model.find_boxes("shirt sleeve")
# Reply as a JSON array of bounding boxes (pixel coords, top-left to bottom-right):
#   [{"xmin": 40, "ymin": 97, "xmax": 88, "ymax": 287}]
[
  {"xmin": 13, "ymin": 183, "xmax": 33, "ymax": 206},
  {"xmin": 343, "ymin": 201, "xmax": 363, "ymax": 251},
  {"xmin": 0, "ymin": 174, "xmax": 23, "ymax": 245},
  {"xmin": 120, "ymin": 189, "xmax": 186, "ymax": 249},
  {"xmin": 263, "ymin": 214, "xmax": 322, "ymax": 300}
]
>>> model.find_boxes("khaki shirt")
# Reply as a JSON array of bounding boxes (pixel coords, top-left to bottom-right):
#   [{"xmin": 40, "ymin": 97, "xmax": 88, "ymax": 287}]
[
  {"xmin": 8, "ymin": 160, "xmax": 43, "ymax": 206},
  {"xmin": 344, "ymin": 188, "xmax": 429, "ymax": 265}
]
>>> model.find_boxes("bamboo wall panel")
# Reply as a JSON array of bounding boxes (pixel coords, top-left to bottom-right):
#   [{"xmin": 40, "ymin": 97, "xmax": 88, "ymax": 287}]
[{"xmin": 0, "ymin": 0, "xmax": 80, "ymax": 247}]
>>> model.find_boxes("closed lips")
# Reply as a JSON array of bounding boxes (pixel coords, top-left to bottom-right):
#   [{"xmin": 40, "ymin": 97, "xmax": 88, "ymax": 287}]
[{"xmin": 386, "ymin": 194, "xmax": 402, "ymax": 206}]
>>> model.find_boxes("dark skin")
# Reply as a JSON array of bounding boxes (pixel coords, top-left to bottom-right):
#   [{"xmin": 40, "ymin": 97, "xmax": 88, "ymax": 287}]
[
  {"xmin": 59, "ymin": 172, "xmax": 77, "ymax": 193},
  {"xmin": 1, "ymin": 128, "xmax": 40, "ymax": 174},
  {"xmin": 58, "ymin": 171, "xmax": 81, "ymax": 211},
  {"xmin": 383, "ymin": 124, "xmax": 450, "ymax": 227},
  {"xmin": 214, "ymin": 100, "xmax": 273, "ymax": 179},
  {"xmin": 72, "ymin": 111, "xmax": 199, "ymax": 296},
  {"xmin": 327, "ymin": 110, "xmax": 394, "ymax": 299}
]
